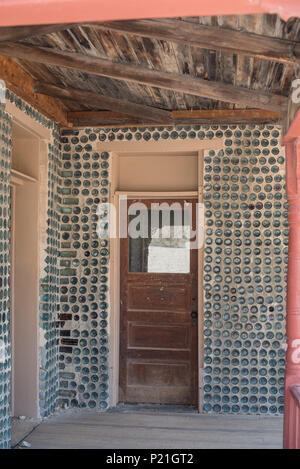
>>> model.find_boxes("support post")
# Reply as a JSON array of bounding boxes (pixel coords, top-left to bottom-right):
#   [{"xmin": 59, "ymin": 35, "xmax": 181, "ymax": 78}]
[{"xmin": 283, "ymin": 135, "xmax": 300, "ymax": 448}]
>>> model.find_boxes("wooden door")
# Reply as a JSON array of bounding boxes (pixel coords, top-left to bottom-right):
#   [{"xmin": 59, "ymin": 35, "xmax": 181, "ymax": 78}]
[{"xmin": 119, "ymin": 198, "xmax": 198, "ymax": 406}]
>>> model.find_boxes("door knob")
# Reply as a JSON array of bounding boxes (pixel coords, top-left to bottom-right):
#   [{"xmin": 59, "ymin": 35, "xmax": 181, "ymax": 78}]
[{"xmin": 191, "ymin": 311, "xmax": 198, "ymax": 325}]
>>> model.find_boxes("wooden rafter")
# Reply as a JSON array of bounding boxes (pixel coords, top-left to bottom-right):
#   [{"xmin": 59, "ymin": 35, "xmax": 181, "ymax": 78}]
[
  {"xmin": 0, "ymin": 23, "xmax": 76, "ymax": 42},
  {"xmin": 0, "ymin": 42, "xmax": 288, "ymax": 112},
  {"xmin": 34, "ymin": 82, "xmax": 173, "ymax": 123},
  {"xmin": 0, "ymin": 55, "xmax": 68, "ymax": 126},
  {"xmin": 1, "ymin": 18, "xmax": 300, "ymax": 66},
  {"xmin": 97, "ymin": 19, "xmax": 300, "ymax": 66}
]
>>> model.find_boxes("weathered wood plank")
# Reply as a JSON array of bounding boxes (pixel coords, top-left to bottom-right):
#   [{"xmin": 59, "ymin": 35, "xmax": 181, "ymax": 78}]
[
  {"xmin": 0, "ymin": 23, "xmax": 76, "ymax": 42},
  {"xmin": 0, "ymin": 54, "xmax": 69, "ymax": 126},
  {"xmin": 172, "ymin": 109, "xmax": 282, "ymax": 119},
  {"xmin": 67, "ymin": 110, "xmax": 146, "ymax": 126},
  {"xmin": 97, "ymin": 18, "xmax": 300, "ymax": 65},
  {"xmin": 0, "ymin": 42, "xmax": 288, "ymax": 112},
  {"xmin": 33, "ymin": 82, "xmax": 172, "ymax": 123},
  {"xmin": 66, "ymin": 108, "xmax": 283, "ymax": 128}
]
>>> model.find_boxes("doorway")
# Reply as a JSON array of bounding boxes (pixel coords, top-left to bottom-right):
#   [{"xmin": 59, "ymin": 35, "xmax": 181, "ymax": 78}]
[
  {"xmin": 119, "ymin": 198, "xmax": 198, "ymax": 406},
  {"xmin": 10, "ymin": 121, "xmax": 39, "ymax": 419}
]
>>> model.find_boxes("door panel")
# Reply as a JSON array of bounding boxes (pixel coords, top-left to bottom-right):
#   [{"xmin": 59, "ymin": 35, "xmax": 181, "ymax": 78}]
[
  {"xmin": 128, "ymin": 323, "xmax": 190, "ymax": 349},
  {"xmin": 128, "ymin": 362, "xmax": 190, "ymax": 386},
  {"xmin": 127, "ymin": 283, "xmax": 190, "ymax": 311},
  {"xmin": 119, "ymin": 198, "xmax": 198, "ymax": 405}
]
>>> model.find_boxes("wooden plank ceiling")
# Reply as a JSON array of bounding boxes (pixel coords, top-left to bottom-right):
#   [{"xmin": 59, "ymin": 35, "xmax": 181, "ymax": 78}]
[{"xmin": 1, "ymin": 13, "xmax": 300, "ymax": 126}]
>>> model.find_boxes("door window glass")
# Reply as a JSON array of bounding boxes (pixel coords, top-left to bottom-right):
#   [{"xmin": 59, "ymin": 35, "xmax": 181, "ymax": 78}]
[{"xmin": 129, "ymin": 207, "xmax": 191, "ymax": 273}]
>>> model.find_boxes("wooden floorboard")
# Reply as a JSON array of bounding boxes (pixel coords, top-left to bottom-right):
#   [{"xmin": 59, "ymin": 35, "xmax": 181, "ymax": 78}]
[{"xmin": 15, "ymin": 410, "xmax": 283, "ymax": 449}]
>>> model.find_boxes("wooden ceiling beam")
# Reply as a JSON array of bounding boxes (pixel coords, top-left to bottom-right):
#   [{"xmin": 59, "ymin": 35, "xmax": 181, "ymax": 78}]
[
  {"xmin": 33, "ymin": 82, "xmax": 173, "ymax": 123},
  {"xmin": 67, "ymin": 111, "xmax": 156, "ymax": 127},
  {"xmin": 172, "ymin": 109, "xmax": 283, "ymax": 121},
  {"xmin": 66, "ymin": 109, "xmax": 283, "ymax": 128},
  {"xmin": 0, "ymin": 54, "xmax": 69, "ymax": 126},
  {"xmin": 0, "ymin": 42, "xmax": 288, "ymax": 113},
  {"xmin": 97, "ymin": 19, "xmax": 300, "ymax": 66},
  {"xmin": 0, "ymin": 23, "xmax": 77, "ymax": 42},
  {"xmin": 2, "ymin": 19, "xmax": 300, "ymax": 68}
]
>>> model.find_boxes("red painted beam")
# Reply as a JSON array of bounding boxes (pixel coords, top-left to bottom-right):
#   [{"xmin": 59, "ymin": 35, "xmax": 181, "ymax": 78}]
[
  {"xmin": 283, "ymin": 139, "xmax": 300, "ymax": 448},
  {"xmin": 282, "ymin": 104, "xmax": 300, "ymax": 448},
  {"xmin": 0, "ymin": 0, "xmax": 299, "ymax": 27},
  {"xmin": 283, "ymin": 110, "xmax": 300, "ymax": 145}
]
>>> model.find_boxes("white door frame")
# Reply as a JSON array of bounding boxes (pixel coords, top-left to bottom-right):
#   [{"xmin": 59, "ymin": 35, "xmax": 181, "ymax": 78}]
[{"xmin": 102, "ymin": 138, "xmax": 224, "ymax": 410}]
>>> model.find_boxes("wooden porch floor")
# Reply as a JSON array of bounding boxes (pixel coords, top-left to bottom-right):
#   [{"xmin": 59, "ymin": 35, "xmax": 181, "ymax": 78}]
[{"xmin": 14, "ymin": 408, "xmax": 283, "ymax": 449}]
